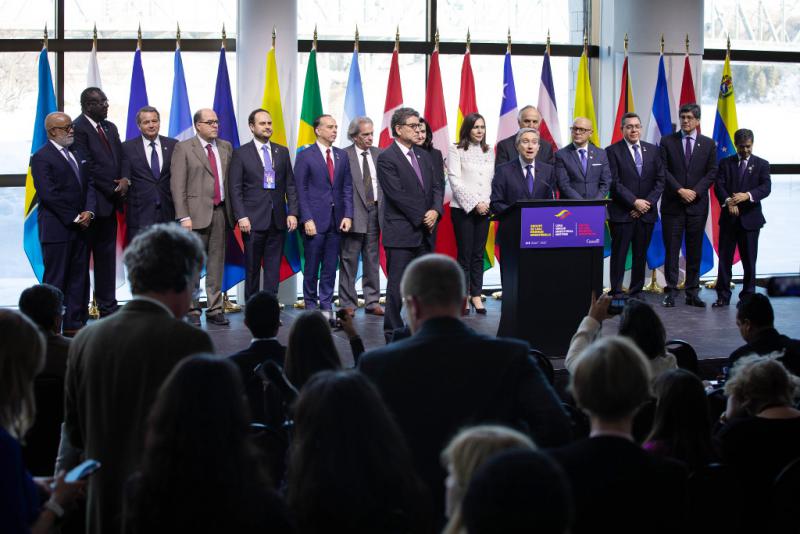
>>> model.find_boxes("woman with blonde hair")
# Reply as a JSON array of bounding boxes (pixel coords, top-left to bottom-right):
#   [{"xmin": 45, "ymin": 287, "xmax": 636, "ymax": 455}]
[{"xmin": 440, "ymin": 424, "xmax": 535, "ymax": 534}]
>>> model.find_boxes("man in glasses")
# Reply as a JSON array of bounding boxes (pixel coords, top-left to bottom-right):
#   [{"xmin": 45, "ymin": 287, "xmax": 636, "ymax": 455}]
[
  {"xmin": 494, "ymin": 105, "xmax": 555, "ymax": 168},
  {"xmin": 170, "ymin": 108, "xmax": 234, "ymax": 326},
  {"xmin": 73, "ymin": 87, "xmax": 127, "ymax": 319},
  {"xmin": 605, "ymin": 112, "xmax": 665, "ymax": 299},
  {"xmin": 30, "ymin": 112, "xmax": 94, "ymax": 334},
  {"xmin": 555, "ymin": 117, "xmax": 611, "ymax": 200},
  {"xmin": 376, "ymin": 107, "xmax": 444, "ymax": 338}
]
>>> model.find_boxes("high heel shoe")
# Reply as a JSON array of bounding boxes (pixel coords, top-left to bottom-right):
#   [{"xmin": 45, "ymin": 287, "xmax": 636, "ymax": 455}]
[{"xmin": 470, "ymin": 297, "xmax": 487, "ymax": 315}]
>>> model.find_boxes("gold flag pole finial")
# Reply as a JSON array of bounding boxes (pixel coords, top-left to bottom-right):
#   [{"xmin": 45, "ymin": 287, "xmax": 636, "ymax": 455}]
[
  {"xmin": 507, "ymin": 28, "xmax": 511, "ymax": 53},
  {"xmin": 726, "ymin": 34, "xmax": 731, "ymax": 56},
  {"xmin": 176, "ymin": 22, "xmax": 181, "ymax": 49},
  {"xmin": 685, "ymin": 33, "xmax": 690, "ymax": 55},
  {"xmin": 354, "ymin": 25, "xmax": 359, "ymax": 52},
  {"xmin": 93, "ymin": 23, "xmax": 98, "ymax": 47},
  {"xmin": 466, "ymin": 28, "xmax": 471, "ymax": 53},
  {"xmin": 43, "ymin": 23, "xmax": 48, "ymax": 49},
  {"xmin": 313, "ymin": 25, "xmax": 318, "ymax": 50},
  {"xmin": 137, "ymin": 23, "xmax": 142, "ymax": 50},
  {"xmin": 546, "ymin": 29, "xmax": 551, "ymax": 54},
  {"xmin": 624, "ymin": 33, "xmax": 629, "ymax": 55},
  {"xmin": 221, "ymin": 24, "xmax": 226, "ymax": 49},
  {"xmin": 660, "ymin": 33, "xmax": 665, "ymax": 55},
  {"xmin": 271, "ymin": 26, "xmax": 276, "ymax": 48},
  {"xmin": 434, "ymin": 28, "xmax": 440, "ymax": 52},
  {"xmin": 394, "ymin": 25, "xmax": 399, "ymax": 52},
  {"xmin": 583, "ymin": 28, "xmax": 588, "ymax": 52}
]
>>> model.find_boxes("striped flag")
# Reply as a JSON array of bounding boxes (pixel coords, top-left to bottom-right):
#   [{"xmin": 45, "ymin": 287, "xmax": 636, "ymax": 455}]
[
  {"xmin": 609, "ymin": 52, "xmax": 635, "ymax": 267},
  {"xmin": 378, "ymin": 45, "xmax": 403, "ymax": 148},
  {"xmin": 23, "ymin": 48, "xmax": 58, "ymax": 281},
  {"xmin": 645, "ymin": 53, "xmax": 672, "ymax": 270},
  {"xmin": 573, "ymin": 46, "xmax": 599, "ymax": 146},
  {"xmin": 168, "ymin": 46, "xmax": 193, "ymax": 141},
  {"xmin": 455, "ymin": 48, "xmax": 478, "ymax": 141},
  {"xmin": 537, "ymin": 47, "xmax": 562, "ymax": 149},
  {"xmin": 340, "ymin": 47, "xmax": 365, "ymax": 147}
]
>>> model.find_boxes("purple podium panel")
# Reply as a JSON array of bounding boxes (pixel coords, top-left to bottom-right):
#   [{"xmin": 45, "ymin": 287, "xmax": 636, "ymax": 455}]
[{"xmin": 520, "ymin": 205, "xmax": 606, "ymax": 249}]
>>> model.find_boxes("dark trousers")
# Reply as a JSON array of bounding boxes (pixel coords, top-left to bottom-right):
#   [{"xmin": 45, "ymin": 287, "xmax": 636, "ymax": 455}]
[
  {"xmin": 338, "ymin": 205, "xmax": 381, "ymax": 309},
  {"xmin": 42, "ymin": 235, "xmax": 90, "ymax": 330},
  {"xmin": 609, "ymin": 219, "xmax": 655, "ymax": 296},
  {"xmin": 451, "ymin": 207, "xmax": 490, "ymax": 297},
  {"xmin": 662, "ymin": 212, "xmax": 706, "ymax": 297},
  {"xmin": 243, "ymin": 225, "xmax": 286, "ymax": 301},
  {"xmin": 384, "ymin": 242, "xmax": 431, "ymax": 332},
  {"xmin": 87, "ymin": 214, "xmax": 118, "ymax": 314},
  {"xmin": 716, "ymin": 221, "xmax": 759, "ymax": 302},
  {"xmin": 303, "ymin": 228, "xmax": 341, "ymax": 311}
]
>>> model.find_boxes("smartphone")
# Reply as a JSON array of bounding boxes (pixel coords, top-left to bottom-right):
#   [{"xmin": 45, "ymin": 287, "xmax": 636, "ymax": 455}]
[
  {"xmin": 65, "ymin": 459, "xmax": 101, "ymax": 483},
  {"xmin": 608, "ymin": 296, "xmax": 628, "ymax": 316},
  {"xmin": 335, "ymin": 309, "xmax": 348, "ymax": 328}
]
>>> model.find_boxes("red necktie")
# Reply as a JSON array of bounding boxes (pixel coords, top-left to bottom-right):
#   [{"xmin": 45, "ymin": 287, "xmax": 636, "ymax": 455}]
[
  {"xmin": 326, "ymin": 148, "xmax": 334, "ymax": 185},
  {"xmin": 96, "ymin": 124, "xmax": 112, "ymax": 154},
  {"xmin": 206, "ymin": 143, "xmax": 221, "ymax": 206}
]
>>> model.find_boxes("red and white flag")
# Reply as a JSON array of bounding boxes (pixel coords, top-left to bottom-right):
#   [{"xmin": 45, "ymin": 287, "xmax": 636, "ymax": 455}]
[
  {"xmin": 537, "ymin": 47, "xmax": 562, "ymax": 150},
  {"xmin": 378, "ymin": 46, "xmax": 403, "ymax": 148}
]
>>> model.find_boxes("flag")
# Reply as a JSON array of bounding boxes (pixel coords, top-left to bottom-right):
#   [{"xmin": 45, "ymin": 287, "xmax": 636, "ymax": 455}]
[
  {"xmin": 124, "ymin": 46, "xmax": 148, "ymax": 141},
  {"xmin": 608, "ymin": 53, "xmax": 635, "ymax": 267},
  {"xmin": 297, "ymin": 47, "xmax": 323, "ymax": 153},
  {"xmin": 87, "ymin": 40, "xmax": 102, "ymax": 89},
  {"xmin": 573, "ymin": 47, "xmax": 600, "ymax": 146},
  {"xmin": 340, "ymin": 48, "xmax": 365, "ymax": 147},
  {"xmin": 425, "ymin": 46, "xmax": 457, "ymax": 260},
  {"xmin": 168, "ymin": 47, "xmax": 193, "ymax": 141},
  {"xmin": 378, "ymin": 47, "xmax": 403, "ymax": 148},
  {"xmin": 679, "ymin": 55, "xmax": 699, "ymax": 128},
  {"xmin": 212, "ymin": 46, "xmax": 246, "ymax": 293},
  {"xmin": 456, "ymin": 49, "xmax": 478, "ymax": 141},
  {"xmin": 645, "ymin": 53, "xmax": 672, "ymax": 269},
  {"xmin": 537, "ymin": 47, "xmax": 562, "ymax": 149},
  {"xmin": 23, "ymin": 48, "xmax": 58, "ymax": 281},
  {"xmin": 262, "ymin": 44, "xmax": 302, "ymax": 280}
]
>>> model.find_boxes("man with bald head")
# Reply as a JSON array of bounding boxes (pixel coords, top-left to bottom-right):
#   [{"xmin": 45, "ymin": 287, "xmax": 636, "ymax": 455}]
[
  {"xmin": 170, "ymin": 108, "xmax": 234, "ymax": 326},
  {"xmin": 31, "ymin": 112, "xmax": 95, "ymax": 332},
  {"xmin": 555, "ymin": 117, "xmax": 611, "ymax": 200},
  {"xmin": 495, "ymin": 105, "xmax": 555, "ymax": 167}
]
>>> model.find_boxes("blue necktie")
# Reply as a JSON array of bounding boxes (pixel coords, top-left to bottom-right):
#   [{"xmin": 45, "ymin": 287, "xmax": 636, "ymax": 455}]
[
  {"xmin": 684, "ymin": 136, "xmax": 693, "ymax": 167},
  {"xmin": 632, "ymin": 144, "xmax": 643, "ymax": 176},
  {"xmin": 62, "ymin": 148, "xmax": 81, "ymax": 186},
  {"xmin": 579, "ymin": 148, "xmax": 588, "ymax": 175},
  {"xmin": 149, "ymin": 141, "xmax": 160, "ymax": 179},
  {"xmin": 262, "ymin": 144, "xmax": 275, "ymax": 189},
  {"xmin": 525, "ymin": 164, "xmax": 534, "ymax": 195}
]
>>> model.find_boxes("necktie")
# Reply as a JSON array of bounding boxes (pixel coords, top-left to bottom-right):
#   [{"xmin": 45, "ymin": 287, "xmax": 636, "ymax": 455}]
[
  {"xmin": 579, "ymin": 148, "xmax": 588, "ymax": 175},
  {"xmin": 262, "ymin": 145, "xmax": 275, "ymax": 189},
  {"xmin": 62, "ymin": 148, "xmax": 81, "ymax": 185},
  {"xmin": 736, "ymin": 158, "xmax": 747, "ymax": 192},
  {"xmin": 326, "ymin": 148, "xmax": 334, "ymax": 185},
  {"xmin": 149, "ymin": 141, "xmax": 160, "ymax": 180},
  {"xmin": 362, "ymin": 151, "xmax": 375, "ymax": 203},
  {"xmin": 407, "ymin": 149, "xmax": 424, "ymax": 188},
  {"xmin": 96, "ymin": 123, "xmax": 112, "ymax": 154},
  {"xmin": 684, "ymin": 136, "xmax": 693, "ymax": 167},
  {"xmin": 206, "ymin": 143, "xmax": 221, "ymax": 206},
  {"xmin": 632, "ymin": 144, "xmax": 643, "ymax": 176},
  {"xmin": 525, "ymin": 164, "xmax": 534, "ymax": 195}
]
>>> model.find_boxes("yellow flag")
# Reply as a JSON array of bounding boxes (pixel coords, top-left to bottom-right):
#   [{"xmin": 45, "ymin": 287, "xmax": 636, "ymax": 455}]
[
  {"xmin": 261, "ymin": 46, "xmax": 288, "ymax": 147},
  {"xmin": 573, "ymin": 49, "xmax": 600, "ymax": 146}
]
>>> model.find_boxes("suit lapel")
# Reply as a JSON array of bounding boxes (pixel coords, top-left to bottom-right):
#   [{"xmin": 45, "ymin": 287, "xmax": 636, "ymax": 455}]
[
  {"xmin": 191, "ymin": 137, "xmax": 213, "ymax": 176},
  {"xmin": 159, "ymin": 136, "xmax": 171, "ymax": 178},
  {"xmin": 348, "ymin": 146, "xmax": 367, "ymax": 205}
]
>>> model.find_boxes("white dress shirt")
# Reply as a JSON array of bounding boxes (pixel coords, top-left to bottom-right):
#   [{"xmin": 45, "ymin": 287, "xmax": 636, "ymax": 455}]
[
  {"xmin": 254, "ymin": 138, "xmax": 272, "ymax": 167},
  {"xmin": 447, "ymin": 143, "xmax": 494, "ymax": 212},
  {"xmin": 197, "ymin": 134, "xmax": 224, "ymax": 202},
  {"xmin": 142, "ymin": 135, "xmax": 162, "ymax": 172},
  {"xmin": 357, "ymin": 147, "xmax": 378, "ymax": 198},
  {"xmin": 316, "ymin": 141, "xmax": 335, "ymax": 172}
]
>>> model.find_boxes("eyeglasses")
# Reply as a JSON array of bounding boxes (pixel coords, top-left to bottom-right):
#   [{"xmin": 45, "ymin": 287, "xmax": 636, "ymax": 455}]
[
  {"xmin": 570, "ymin": 127, "xmax": 591, "ymax": 134},
  {"xmin": 622, "ymin": 124, "xmax": 642, "ymax": 130},
  {"xmin": 402, "ymin": 122, "xmax": 422, "ymax": 131},
  {"xmin": 50, "ymin": 124, "xmax": 74, "ymax": 133},
  {"xmin": 197, "ymin": 120, "xmax": 220, "ymax": 126}
]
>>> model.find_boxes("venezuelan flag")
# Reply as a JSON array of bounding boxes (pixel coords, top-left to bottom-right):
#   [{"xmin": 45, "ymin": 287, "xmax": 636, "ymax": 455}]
[{"xmin": 573, "ymin": 45, "xmax": 599, "ymax": 147}]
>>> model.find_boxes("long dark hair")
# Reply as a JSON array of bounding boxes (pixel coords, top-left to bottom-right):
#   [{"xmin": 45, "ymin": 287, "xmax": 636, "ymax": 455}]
[
  {"xmin": 456, "ymin": 113, "xmax": 489, "ymax": 153},
  {"xmin": 127, "ymin": 355, "xmax": 288, "ymax": 533},
  {"xmin": 284, "ymin": 311, "xmax": 342, "ymax": 389},
  {"xmin": 618, "ymin": 299, "xmax": 667, "ymax": 360},
  {"xmin": 646, "ymin": 369, "xmax": 715, "ymax": 471},
  {"xmin": 288, "ymin": 370, "xmax": 433, "ymax": 533},
  {"xmin": 417, "ymin": 117, "xmax": 434, "ymax": 151}
]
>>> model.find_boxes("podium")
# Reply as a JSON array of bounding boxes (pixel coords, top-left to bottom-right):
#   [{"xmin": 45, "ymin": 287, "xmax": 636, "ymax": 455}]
[{"xmin": 496, "ymin": 199, "xmax": 609, "ymax": 357}]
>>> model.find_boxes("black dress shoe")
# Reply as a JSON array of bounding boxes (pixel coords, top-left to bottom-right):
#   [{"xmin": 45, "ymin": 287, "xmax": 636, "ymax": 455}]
[
  {"xmin": 712, "ymin": 299, "xmax": 730, "ymax": 308},
  {"xmin": 628, "ymin": 292, "xmax": 646, "ymax": 302},
  {"xmin": 206, "ymin": 313, "xmax": 230, "ymax": 326},
  {"xmin": 662, "ymin": 295, "xmax": 675, "ymax": 308},
  {"xmin": 685, "ymin": 295, "xmax": 707, "ymax": 308}
]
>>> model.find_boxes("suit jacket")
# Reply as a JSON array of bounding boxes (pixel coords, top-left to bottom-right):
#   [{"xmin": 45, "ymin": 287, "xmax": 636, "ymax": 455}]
[
  {"xmin": 229, "ymin": 339, "xmax": 286, "ymax": 424},
  {"xmin": 495, "ymin": 133, "xmax": 555, "ymax": 167},
  {"xmin": 121, "ymin": 135, "xmax": 178, "ymax": 229},
  {"xmin": 555, "ymin": 143, "xmax": 612, "ymax": 200},
  {"xmin": 30, "ymin": 142, "xmax": 95, "ymax": 244},
  {"xmin": 64, "ymin": 299, "xmax": 213, "ymax": 534},
  {"xmin": 606, "ymin": 140, "xmax": 665, "ymax": 223},
  {"xmin": 170, "ymin": 136, "xmax": 234, "ymax": 230},
  {"xmin": 72, "ymin": 114, "xmax": 124, "ymax": 218},
  {"xmin": 344, "ymin": 144, "xmax": 382, "ymax": 234},
  {"xmin": 229, "ymin": 140, "xmax": 298, "ymax": 232},
  {"xmin": 659, "ymin": 132, "xmax": 717, "ymax": 217},
  {"xmin": 294, "ymin": 144, "xmax": 354, "ymax": 234},
  {"xmin": 549, "ymin": 436, "xmax": 688, "ymax": 534},
  {"xmin": 377, "ymin": 142, "xmax": 445, "ymax": 248},
  {"xmin": 715, "ymin": 154, "xmax": 771, "ymax": 231},
  {"xmin": 359, "ymin": 317, "xmax": 571, "ymax": 518}
]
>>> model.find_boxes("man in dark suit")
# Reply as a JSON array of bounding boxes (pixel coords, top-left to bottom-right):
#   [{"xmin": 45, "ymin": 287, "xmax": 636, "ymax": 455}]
[
  {"xmin": 659, "ymin": 103, "xmax": 717, "ymax": 308},
  {"xmin": 170, "ymin": 108, "xmax": 234, "ymax": 326},
  {"xmin": 294, "ymin": 114, "xmax": 353, "ymax": 318},
  {"xmin": 229, "ymin": 108, "xmax": 298, "ymax": 300},
  {"xmin": 713, "ymin": 129, "xmax": 771, "ymax": 307},
  {"xmin": 377, "ymin": 107, "xmax": 444, "ymax": 335},
  {"xmin": 555, "ymin": 117, "xmax": 611, "ymax": 200},
  {"xmin": 65, "ymin": 224, "xmax": 213, "ymax": 534},
  {"xmin": 73, "ymin": 87, "xmax": 128, "ymax": 318},
  {"xmin": 120, "ymin": 106, "xmax": 177, "ymax": 240},
  {"xmin": 494, "ymin": 105, "xmax": 555, "ymax": 167},
  {"xmin": 31, "ymin": 111, "xmax": 95, "ymax": 333},
  {"xmin": 729, "ymin": 294, "xmax": 800, "ymax": 376},
  {"xmin": 606, "ymin": 112, "xmax": 665, "ymax": 298},
  {"xmin": 359, "ymin": 255, "xmax": 570, "ymax": 520},
  {"xmin": 339, "ymin": 116, "xmax": 384, "ymax": 316}
]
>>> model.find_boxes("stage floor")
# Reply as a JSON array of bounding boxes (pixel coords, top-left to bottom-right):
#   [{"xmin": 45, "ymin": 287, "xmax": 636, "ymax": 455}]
[{"xmin": 205, "ymin": 285, "xmax": 800, "ymax": 374}]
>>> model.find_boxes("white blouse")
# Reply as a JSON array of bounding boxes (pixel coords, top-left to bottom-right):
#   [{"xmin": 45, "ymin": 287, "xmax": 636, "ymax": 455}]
[{"xmin": 446, "ymin": 143, "xmax": 495, "ymax": 212}]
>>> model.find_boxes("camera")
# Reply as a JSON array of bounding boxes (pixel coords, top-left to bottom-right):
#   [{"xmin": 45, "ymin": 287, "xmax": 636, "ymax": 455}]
[{"xmin": 608, "ymin": 296, "xmax": 628, "ymax": 316}]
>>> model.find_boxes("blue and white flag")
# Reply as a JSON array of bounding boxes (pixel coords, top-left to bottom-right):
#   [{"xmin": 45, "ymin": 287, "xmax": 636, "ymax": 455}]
[
  {"xmin": 645, "ymin": 54, "xmax": 672, "ymax": 269},
  {"xmin": 168, "ymin": 47, "xmax": 193, "ymax": 141},
  {"xmin": 339, "ymin": 48, "xmax": 366, "ymax": 147}
]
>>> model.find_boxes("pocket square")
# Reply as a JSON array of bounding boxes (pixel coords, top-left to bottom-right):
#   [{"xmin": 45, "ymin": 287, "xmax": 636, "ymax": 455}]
[{"xmin": 591, "ymin": 163, "xmax": 602, "ymax": 166}]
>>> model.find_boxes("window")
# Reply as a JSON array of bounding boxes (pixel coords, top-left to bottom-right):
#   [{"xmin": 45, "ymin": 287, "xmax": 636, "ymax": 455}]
[
  {"xmin": 705, "ymin": 0, "xmax": 800, "ymax": 52},
  {"xmin": 298, "ymin": 0, "xmax": 426, "ymax": 41},
  {"xmin": 0, "ymin": 0, "xmax": 55, "ymax": 39}
]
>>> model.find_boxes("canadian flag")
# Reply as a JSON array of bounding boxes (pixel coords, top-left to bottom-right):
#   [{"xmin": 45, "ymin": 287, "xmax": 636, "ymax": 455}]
[{"xmin": 379, "ymin": 47, "xmax": 403, "ymax": 148}]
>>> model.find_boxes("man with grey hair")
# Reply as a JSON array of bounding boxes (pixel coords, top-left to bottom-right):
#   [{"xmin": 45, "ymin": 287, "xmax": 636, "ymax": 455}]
[
  {"xmin": 376, "ymin": 107, "xmax": 444, "ymax": 335},
  {"xmin": 338, "ymin": 116, "xmax": 383, "ymax": 316},
  {"xmin": 359, "ymin": 254, "xmax": 570, "ymax": 521},
  {"xmin": 494, "ymin": 105, "xmax": 555, "ymax": 167},
  {"xmin": 64, "ymin": 224, "xmax": 213, "ymax": 534}
]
